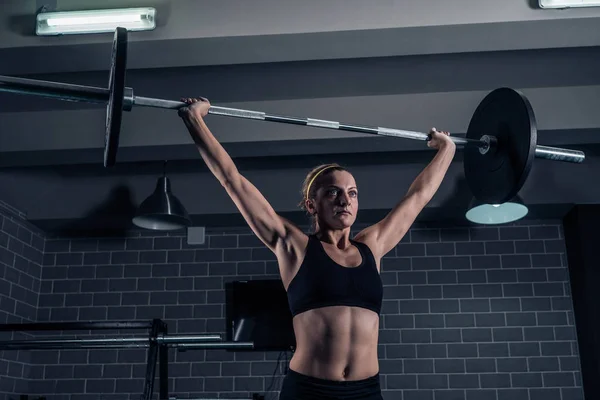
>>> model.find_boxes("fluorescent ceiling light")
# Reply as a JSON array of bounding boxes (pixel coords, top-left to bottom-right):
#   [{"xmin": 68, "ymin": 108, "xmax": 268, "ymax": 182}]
[
  {"xmin": 36, "ymin": 7, "xmax": 156, "ymax": 35},
  {"xmin": 540, "ymin": 0, "xmax": 600, "ymax": 8}
]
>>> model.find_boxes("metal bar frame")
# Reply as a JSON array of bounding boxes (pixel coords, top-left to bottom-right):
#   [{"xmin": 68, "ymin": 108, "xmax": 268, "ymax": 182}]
[
  {"xmin": 159, "ymin": 323, "xmax": 169, "ymax": 400},
  {"xmin": 141, "ymin": 319, "xmax": 165, "ymax": 400},
  {"xmin": 0, "ymin": 319, "xmax": 253, "ymax": 399},
  {"xmin": 0, "ymin": 321, "xmax": 154, "ymax": 331},
  {"xmin": 0, "ymin": 337, "xmax": 253, "ymax": 350}
]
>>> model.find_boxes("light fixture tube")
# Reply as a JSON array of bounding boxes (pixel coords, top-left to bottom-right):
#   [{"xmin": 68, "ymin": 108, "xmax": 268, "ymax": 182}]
[
  {"xmin": 540, "ymin": 0, "xmax": 600, "ymax": 8},
  {"xmin": 36, "ymin": 7, "xmax": 156, "ymax": 35}
]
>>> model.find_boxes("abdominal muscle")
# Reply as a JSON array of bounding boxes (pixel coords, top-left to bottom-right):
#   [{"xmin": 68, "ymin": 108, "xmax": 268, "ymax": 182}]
[{"xmin": 288, "ymin": 305, "xmax": 380, "ymax": 381}]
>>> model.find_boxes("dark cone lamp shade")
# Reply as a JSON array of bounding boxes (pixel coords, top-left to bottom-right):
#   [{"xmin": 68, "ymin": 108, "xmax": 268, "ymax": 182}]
[{"xmin": 132, "ymin": 176, "xmax": 191, "ymax": 231}]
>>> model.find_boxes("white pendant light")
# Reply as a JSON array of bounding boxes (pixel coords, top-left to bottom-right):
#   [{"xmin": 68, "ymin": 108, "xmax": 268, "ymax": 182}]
[{"xmin": 465, "ymin": 196, "xmax": 529, "ymax": 225}]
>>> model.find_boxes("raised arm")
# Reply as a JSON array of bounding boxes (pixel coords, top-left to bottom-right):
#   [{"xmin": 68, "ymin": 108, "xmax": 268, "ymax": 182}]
[
  {"xmin": 355, "ymin": 129, "xmax": 456, "ymax": 262},
  {"xmin": 178, "ymin": 98, "xmax": 306, "ymax": 261}
]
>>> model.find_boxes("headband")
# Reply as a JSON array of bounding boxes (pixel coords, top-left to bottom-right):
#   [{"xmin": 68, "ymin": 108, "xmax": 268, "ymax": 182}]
[{"xmin": 306, "ymin": 165, "xmax": 336, "ymax": 201}]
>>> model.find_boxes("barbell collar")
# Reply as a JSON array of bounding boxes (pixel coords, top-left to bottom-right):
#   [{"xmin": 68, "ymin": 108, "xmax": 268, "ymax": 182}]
[
  {"xmin": 123, "ymin": 87, "xmax": 135, "ymax": 111},
  {"xmin": 478, "ymin": 135, "xmax": 495, "ymax": 155}
]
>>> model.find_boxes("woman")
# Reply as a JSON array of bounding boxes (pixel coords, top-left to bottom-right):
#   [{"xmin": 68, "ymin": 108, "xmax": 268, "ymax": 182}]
[{"xmin": 178, "ymin": 97, "xmax": 456, "ymax": 400}]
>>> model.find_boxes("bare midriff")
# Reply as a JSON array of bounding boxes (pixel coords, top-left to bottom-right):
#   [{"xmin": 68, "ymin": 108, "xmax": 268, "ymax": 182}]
[{"xmin": 288, "ymin": 305, "xmax": 380, "ymax": 381}]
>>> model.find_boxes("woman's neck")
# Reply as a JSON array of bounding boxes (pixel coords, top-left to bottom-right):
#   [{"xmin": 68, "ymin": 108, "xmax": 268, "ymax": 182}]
[{"xmin": 314, "ymin": 228, "xmax": 353, "ymax": 249}]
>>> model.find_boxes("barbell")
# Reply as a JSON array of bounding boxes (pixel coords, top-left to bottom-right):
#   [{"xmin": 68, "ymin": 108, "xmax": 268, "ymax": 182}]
[{"xmin": 0, "ymin": 27, "xmax": 586, "ymax": 205}]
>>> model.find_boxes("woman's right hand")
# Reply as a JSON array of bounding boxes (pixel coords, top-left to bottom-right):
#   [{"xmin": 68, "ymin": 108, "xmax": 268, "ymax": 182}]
[{"xmin": 178, "ymin": 97, "xmax": 211, "ymax": 119}]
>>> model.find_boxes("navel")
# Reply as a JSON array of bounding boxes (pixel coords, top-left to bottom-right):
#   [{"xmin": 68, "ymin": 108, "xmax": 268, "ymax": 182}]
[{"xmin": 342, "ymin": 366, "xmax": 349, "ymax": 378}]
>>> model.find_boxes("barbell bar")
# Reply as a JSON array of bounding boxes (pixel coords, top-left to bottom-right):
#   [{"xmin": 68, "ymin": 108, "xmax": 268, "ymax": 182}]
[
  {"xmin": 0, "ymin": 27, "xmax": 587, "ymax": 205},
  {"xmin": 117, "ymin": 96, "xmax": 587, "ymax": 166},
  {"xmin": 0, "ymin": 73, "xmax": 584, "ymax": 163}
]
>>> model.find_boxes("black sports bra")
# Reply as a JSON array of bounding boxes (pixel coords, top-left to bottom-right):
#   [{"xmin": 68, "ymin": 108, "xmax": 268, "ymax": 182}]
[{"xmin": 286, "ymin": 235, "xmax": 383, "ymax": 317}]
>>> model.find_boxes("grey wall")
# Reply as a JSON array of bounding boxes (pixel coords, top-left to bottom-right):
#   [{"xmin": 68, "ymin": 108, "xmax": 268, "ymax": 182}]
[
  {"xmin": 3, "ymin": 0, "xmax": 600, "ymax": 75},
  {"xmin": 15, "ymin": 220, "xmax": 582, "ymax": 400},
  {"xmin": 0, "ymin": 201, "xmax": 44, "ymax": 398}
]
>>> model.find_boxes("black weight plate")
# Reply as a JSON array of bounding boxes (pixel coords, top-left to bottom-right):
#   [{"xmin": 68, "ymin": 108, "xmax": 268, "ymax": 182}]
[
  {"xmin": 104, "ymin": 27, "xmax": 128, "ymax": 168},
  {"xmin": 464, "ymin": 88, "xmax": 537, "ymax": 204}
]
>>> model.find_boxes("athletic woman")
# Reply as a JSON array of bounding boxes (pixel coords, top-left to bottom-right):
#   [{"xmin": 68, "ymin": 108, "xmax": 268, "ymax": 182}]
[{"xmin": 178, "ymin": 97, "xmax": 456, "ymax": 400}]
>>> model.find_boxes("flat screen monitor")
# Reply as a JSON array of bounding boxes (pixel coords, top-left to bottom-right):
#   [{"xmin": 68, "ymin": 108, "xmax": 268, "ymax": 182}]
[{"xmin": 226, "ymin": 279, "xmax": 296, "ymax": 351}]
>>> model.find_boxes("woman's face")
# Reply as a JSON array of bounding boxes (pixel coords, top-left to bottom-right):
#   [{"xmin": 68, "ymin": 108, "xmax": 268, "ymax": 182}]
[{"xmin": 309, "ymin": 170, "xmax": 358, "ymax": 229}]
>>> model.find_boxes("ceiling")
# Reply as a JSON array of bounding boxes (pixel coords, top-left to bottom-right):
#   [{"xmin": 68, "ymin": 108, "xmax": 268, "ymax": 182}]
[{"xmin": 0, "ymin": 0, "xmax": 599, "ymax": 234}]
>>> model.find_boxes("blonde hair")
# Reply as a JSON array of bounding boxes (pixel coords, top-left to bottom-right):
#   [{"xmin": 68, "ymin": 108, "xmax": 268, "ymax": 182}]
[{"xmin": 298, "ymin": 164, "xmax": 349, "ymax": 232}]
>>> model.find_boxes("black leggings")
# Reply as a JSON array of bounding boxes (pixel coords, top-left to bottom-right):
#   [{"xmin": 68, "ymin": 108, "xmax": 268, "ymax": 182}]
[{"xmin": 279, "ymin": 369, "xmax": 383, "ymax": 400}]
